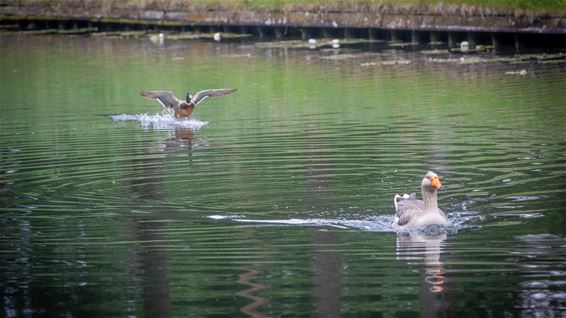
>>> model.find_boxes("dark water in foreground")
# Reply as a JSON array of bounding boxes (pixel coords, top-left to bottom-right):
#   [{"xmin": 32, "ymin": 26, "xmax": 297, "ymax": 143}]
[{"xmin": 1, "ymin": 35, "xmax": 565, "ymax": 317}]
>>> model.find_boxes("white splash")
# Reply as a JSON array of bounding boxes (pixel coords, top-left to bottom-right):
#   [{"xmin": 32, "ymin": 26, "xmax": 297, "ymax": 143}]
[
  {"xmin": 210, "ymin": 215, "xmax": 396, "ymax": 232},
  {"xmin": 209, "ymin": 213, "xmax": 478, "ymax": 234},
  {"xmin": 110, "ymin": 113, "xmax": 208, "ymax": 130}
]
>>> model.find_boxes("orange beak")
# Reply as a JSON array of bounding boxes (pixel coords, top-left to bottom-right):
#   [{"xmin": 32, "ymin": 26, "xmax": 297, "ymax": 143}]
[{"xmin": 431, "ymin": 176, "xmax": 442, "ymax": 189}]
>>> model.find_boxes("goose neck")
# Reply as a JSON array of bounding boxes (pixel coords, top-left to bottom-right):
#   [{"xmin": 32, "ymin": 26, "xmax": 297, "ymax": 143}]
[{"xmin": 422, "ymin": 187, "xmax": 438, "ymax": 211}]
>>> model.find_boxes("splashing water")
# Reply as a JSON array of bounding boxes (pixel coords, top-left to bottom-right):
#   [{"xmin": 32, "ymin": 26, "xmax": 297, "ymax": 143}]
[
  {"xmin": 110, "ymin": 113, "xmax": 208, "ymax": 130},
  {"xmin": 208, "ymin": 212, "xmax": 480, "ymax": 234},
  {"xmin": 208, "ymin": 215, "xmax": 392, "ymax": 230}
]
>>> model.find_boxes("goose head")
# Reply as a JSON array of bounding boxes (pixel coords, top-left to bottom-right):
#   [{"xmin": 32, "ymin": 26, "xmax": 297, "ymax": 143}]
[
  {"xmin": 186, "ymin": 91, "xmax": 193, "ymax": 102},
  {"xmin": 421, "ymin": 171, "xmax": 442, "ymax": 192}
]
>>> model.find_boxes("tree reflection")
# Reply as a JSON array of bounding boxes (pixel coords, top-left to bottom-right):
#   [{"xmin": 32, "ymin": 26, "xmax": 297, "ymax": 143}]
[{"xmin": 122, "ymin": 134, "xmax": 173, "ymax": 318}]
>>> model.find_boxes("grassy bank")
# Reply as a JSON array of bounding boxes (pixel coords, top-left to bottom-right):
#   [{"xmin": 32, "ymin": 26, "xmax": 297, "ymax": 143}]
[
  {"xmin": 201, "ymin": 0, "xmax": 566, "ymax": 12},
  {"xmin": 11, "ymin": 0, "xmax": 566, "ymax": 14}
]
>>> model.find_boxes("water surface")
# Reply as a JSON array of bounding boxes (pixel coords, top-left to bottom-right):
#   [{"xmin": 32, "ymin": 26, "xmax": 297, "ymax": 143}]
[{"xmin": 1, "ymin": 34, "xmax": 565, "ymax": 317}]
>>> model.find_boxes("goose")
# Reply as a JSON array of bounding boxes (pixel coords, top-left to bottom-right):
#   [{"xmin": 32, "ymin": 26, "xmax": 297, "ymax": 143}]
[
  {"xmin": 393, "ymin": 171, "xmax": 447, "ymax": 228},
  {"xmin": 140, "ymin": 88, "xmax": 236, "ymax": 119}
]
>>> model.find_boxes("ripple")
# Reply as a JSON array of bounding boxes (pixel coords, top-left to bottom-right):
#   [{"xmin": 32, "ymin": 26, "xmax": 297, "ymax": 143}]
[{"xmin": 2, "ymin": 34, "xmax": 566, "ymax": 317}]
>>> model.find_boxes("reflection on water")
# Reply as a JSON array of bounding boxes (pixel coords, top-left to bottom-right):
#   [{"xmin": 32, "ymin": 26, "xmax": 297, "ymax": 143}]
[
  {"xmin": 514, "ymin": 234, "xmax": 566, "ymax": 316},
  {"xmin": 171, "ymin": 127, "xmax": 196, "ymax": 150},
  {"xmin": 122, "ymin": 128, "xmax": 172, "ymax": 318},
  {"xmin": 310, "ymin": 229, "xmax": 342, "ymax": 318},
  {"xmin": 237, "ymin": 268, "xmax": 270, "ymax": 318},
  {"xmin": 396, "ymin": 231, "xmax": 448, "ymax": 316},
  {"xmin": 1, "ymin": 34, "xmax": 565, "ymax": 317},
  {"xmin": 136, "ymin": 220, "xmax": 172, "ymax": 318},
  {"xmin": 396, "ymin": 231, "xmax": 446, "ymax": 293}
]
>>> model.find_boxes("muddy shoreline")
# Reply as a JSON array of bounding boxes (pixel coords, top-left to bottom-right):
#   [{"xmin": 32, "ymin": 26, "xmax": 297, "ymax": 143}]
[{"xmin": 2, "ymin": 2, "xmax": 565, "ymax": 34}]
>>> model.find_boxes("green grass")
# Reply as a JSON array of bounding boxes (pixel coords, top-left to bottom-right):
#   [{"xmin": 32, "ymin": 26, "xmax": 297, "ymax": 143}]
[{"xmin": 185, "ymin": 0, "xmax": 566, "ymax": 12}]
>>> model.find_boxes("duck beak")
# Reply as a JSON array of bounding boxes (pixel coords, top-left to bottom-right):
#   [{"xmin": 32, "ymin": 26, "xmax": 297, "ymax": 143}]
[{"xmin": 431, "ymin": 176, "xmax": 442, "ymax": 189}]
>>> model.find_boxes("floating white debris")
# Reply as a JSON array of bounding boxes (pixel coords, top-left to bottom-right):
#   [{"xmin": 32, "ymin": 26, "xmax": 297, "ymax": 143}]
[
  {"xmin": 331, "ymin": 39, "xmax": 340, "ymax": 49},
  {"xmin": 208, "ymin": 215, "xmax": 246, "ymax": 220},
  {"xmin": 307, "ymin": 38, "xmax": 317, "ymax": 49},
  {"xmin": 460, "ymin": 41, "xmax": 470, "ymax": 53},
  {"xmin": 361, "ymin": 60, "xmax": 411, "ymax": 66},
  {"xmin": 149, "ymin": 33, "xmax": 165, "ymax": 45},
  {"xmin": 505, "ymin": 69, "xmax": 528, "ymax": 76}
]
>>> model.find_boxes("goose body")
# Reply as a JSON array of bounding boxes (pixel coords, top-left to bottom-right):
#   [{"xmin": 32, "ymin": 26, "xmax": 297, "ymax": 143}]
[
  {"xmin": 140, "ymin": 88, "xmax": 236, "ymax": 119},
  {"xmin": 393, "ymin": 171, "xmax": 447, "ymax": 228}
]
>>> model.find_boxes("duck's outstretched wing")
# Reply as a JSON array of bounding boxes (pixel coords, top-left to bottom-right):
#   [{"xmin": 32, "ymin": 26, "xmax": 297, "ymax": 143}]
[
  {"xmin": 393, "ymin": 193, "xmax": 424, "ymax": 226},
  {"xmin": 192, "ymin": 88, "xmax": 237, "ymax": 105},
  {"xmin": 140, "ymin": 91, "xmax": 181, "ymax": 110}
]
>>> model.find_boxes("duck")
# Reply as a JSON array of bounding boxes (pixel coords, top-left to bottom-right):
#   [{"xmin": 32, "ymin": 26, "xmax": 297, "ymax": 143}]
[
  {"xmin": 140, "ymin": 88, "xmax": 236, "ymax": 119},
  {"xmin": 393, "ymin": 171, "xmax": 447, "ymax": 228}
]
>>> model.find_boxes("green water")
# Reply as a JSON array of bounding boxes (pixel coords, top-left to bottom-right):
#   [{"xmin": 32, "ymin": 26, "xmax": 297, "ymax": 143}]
[{"xmin": 1, "ymin": 34, "xmax": 565, "ymax": 317}]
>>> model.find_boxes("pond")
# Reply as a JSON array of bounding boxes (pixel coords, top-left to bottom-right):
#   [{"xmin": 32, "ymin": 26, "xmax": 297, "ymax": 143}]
[{"xmin": 1, "ymin": 34, "xmax": 565, "ymax": 317}]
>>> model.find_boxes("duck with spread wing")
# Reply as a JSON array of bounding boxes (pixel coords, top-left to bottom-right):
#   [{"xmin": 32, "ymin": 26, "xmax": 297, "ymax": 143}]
[{"xmin": 140, "ymin": 88, "xmax": 237, "ymax": 119}]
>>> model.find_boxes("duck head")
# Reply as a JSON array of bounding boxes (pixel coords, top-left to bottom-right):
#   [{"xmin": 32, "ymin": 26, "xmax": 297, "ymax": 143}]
[{"xmin": 186, "ymin": 91, "xmax": 193, "ymax": 102}]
